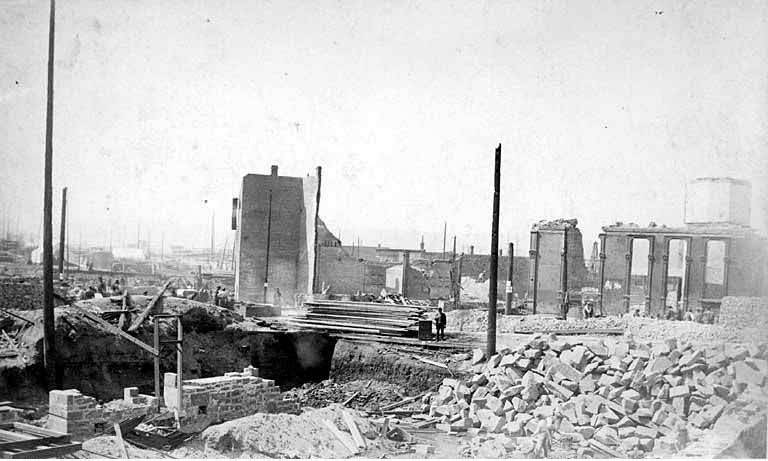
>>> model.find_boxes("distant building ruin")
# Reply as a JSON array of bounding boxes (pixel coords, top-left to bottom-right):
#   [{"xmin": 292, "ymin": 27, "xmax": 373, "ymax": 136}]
[{"xmin": 598, "ymin": 177, "xmax": 768, "ymax": 316}]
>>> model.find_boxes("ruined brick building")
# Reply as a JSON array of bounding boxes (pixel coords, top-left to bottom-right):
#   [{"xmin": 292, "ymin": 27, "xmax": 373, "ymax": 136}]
[{"xmin": 598, "ymin": 177, "xmax": 768, "ymax": 316}]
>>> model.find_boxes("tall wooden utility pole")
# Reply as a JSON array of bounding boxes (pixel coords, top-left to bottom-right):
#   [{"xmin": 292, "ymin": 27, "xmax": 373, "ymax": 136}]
[
  {"xmin": 42, "ymin": 0, "xmax": 60, "ymax": 389},
  {"xmin": 311, "ymin": 166, "xmax": 322, "ymax": 294},
  {"xmin": 263, "ymin": 190, "xmax": 273, "ymax": 304},
  {"xmin": 505, "ymin": 243, "xmax": 514, "ymax": 315},
  {"xmin": 487, "ymin": 144, "xmax": 501, "ymax": 357},
  {"xmin": 210, "ymin": 210, "xmax": 215, "ymax": 263},
  {"xmin": 442, "ymin": 221, "xmax": 447, "ymax": 259},
  {"xmin": 58, "ymin": 187, "xmax": 66, "ymax": 276},
  {"xmin": 559, "ymin": 225, "xmax": 569, "ymax": 319}
]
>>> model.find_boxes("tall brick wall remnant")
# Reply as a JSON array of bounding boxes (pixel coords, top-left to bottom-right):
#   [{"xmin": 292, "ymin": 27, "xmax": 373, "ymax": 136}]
[{"xmin": 234, "ymin": 166, "xmax": 319, "ymax": 304}]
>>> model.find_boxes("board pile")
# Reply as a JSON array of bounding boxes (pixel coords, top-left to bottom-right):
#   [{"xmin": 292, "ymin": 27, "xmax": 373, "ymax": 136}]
[
  {"xmin": 418, "ymin": 335, "xmax": 767, "ymax": 457},
  {"xmin": 290, "ymin": 300, "xmax": 430, "ymax": 336}
]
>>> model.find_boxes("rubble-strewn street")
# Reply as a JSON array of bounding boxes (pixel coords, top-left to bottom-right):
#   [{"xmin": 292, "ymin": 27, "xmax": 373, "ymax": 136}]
[{"xmin": 2, "ymin": 0, "xmax": 767, "ymax": 458}]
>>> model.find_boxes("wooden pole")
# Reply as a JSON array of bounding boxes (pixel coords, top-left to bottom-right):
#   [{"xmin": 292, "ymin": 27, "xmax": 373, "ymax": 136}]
[
  {"xmin": 312, "ymin": 166, "xmax": 322, "ymax": 294},
  {"xmin": 263, "ymin": 190, "xmax": 273, "ymax": 303},
  {"xmin": 42, "ymin": 0, "xmax": 60, "ymax": 390},
  {"xmin": 559, "ymin": 225, "xmax": 569, "ymax": 319},
  {"xmin": 505, "ymin": 242, "xmax": 514, "ymax": 315},
  {"xmin": 58, "ymin": 187, "xmax": 66, "ymax": 276},
  {"xmin": 487, "ymin": 144, "xmax": 501, "ymax": 357},
  {"xmin": 442, "ymin": 221, "xmax": 447, "ymax": 259},
  {"xmin": 456, "ymin": 253, "xmax": 463, "ymax": 309}
]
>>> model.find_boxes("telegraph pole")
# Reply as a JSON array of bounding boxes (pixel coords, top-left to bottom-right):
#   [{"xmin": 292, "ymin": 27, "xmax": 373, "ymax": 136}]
[
  {"xmin": 42, "ymin": 0, "xmax": 60, "ymax": 389},
  {"xmin": 487, "ymin": 144, "xmax": 501, "ymax": 357},
  {"xmin": 263, "ymin": 190, "xmax": 273, "ymax": 304},
  {"xmin": 58, "ymin": 187, "xmax": 66, "ymax": 277}
]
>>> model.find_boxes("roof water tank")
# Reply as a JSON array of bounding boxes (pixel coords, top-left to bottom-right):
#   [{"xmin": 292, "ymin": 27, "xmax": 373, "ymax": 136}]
[{"xmin": 684, "ymin": 177, "xmax": 751, "ymax": 226}]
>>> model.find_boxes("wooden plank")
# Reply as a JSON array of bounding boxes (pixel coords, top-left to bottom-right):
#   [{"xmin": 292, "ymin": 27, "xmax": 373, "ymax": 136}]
[
  {"xmin": 513, "ymin": 328, "xmax": 624, "ymax": 335},
  {"xmin": 342, "ymin": 392, "xmax": 359, "ymax": 407},
  {"xmin": 588, "ymin": 439, "xmax": 625, "ymax": 458},
  {"xmin": 113, "ymin": 423, "xmax": 129, "ymax": 459},
  {"xmin": 6, "ymin": 442, "xmax": 82, "ymax": 459},
  {"xmin": 0, "ymin": 429, "xmax": 35, "ymax": 442},
  {"xmin": 11, "ymin": 422, "xmax": 68, "ymax": 439},
  {"xmin": 322, "ymin": 420, "xmax": 358, "ymax": 455},
  {"xmin": 78, "ymin": 309, "xmax": 157, "ymax": 356},
  {"xmin": 128, "ymin": 279, "xmax": 172, "ymax": 332},
  {"xmin": 380, "ymin": 395, "xmax": 420, "ymax": 412},
  {"xmin": 341, "ymin": 412, "xmax": 365, "ymax": 449},
  {"xmin": 0, "ymin": 435, "xmax": 69, "ymax": 451}
]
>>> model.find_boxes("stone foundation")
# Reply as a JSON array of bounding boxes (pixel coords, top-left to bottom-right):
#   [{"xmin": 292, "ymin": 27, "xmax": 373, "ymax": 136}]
[
  {"xmin": 47, "ymin": 387, "xmax": 159, "ymax": 439},
  {"xmin": 164, "ymin": 366, "xmax": 299, "ymax": 426}
]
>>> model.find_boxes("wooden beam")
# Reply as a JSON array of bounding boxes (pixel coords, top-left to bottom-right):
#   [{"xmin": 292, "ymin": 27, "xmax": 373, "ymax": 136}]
[
  {"xmin": 6, "ymin": 442, "xmax": 82, "ymax": 459},
  {"xmin": 342, "ymin": 412, "xmax": 365, "ymax": 449},
  {"xmin": 128, "ymin": 279, "xmax": 172, "ymax": 332},
  {"xmin": 113, "ymin": 423, "xmax": 129, "ymax": 459},
  {"xmin": 78, "ymin": 309, "xmax": 156, "ymax": 356},
  {"xmin": 322, "ymin": 420, "xmax": 358, "ymax": 455}
]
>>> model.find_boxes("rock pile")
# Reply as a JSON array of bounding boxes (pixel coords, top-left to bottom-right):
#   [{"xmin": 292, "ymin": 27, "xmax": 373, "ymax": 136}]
[
  {"xmin": 420, "ymin": 335, "xmax": 767, "ymax": 457},
  {"xmin": 515, "ymin": 316, "xmax": 625, "ymax": 333},
  {"xmin": 718, "ymin": 296, "xmax": 768, "ymax": 343}
]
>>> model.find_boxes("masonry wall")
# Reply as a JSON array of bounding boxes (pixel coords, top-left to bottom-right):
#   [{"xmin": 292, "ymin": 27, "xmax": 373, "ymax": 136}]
[
  {"xmin": 530, "ymin": 228, "xmax": 588, "ymax": 315},
  {"xmin": 457, "ymin": 255, "xmax": 530, "ymax": 301},
  {"xmin": 235, "ymin": 171, "xmax": 318, "ymax": 304},
  {"xmin": 47, "ymin": 387, "xmax": 159, "ymax": 439},
  {"xmin": 600, "ymin": 230, "xmax": 768, "ymax": 317},
  {"xmin": 163, "ymin": 366, "xmax": 299, "ymax": 426},
  {"xmin": 316, "ymin": 246, "xmax": 387, "ymax": 295}
]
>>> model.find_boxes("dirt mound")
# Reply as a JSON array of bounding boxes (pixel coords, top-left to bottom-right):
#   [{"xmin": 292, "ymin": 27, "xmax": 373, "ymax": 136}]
[
  {"xmin": 201, "ymin": 404, "xmax": 385, "ymax": 458},
  {"xmin": 447, "ymin": 310, "xmax": 625, "ymax": 334}
]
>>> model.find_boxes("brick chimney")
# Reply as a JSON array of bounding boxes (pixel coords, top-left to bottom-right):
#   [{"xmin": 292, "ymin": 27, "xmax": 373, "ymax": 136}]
[{"xmin": 271, "ymin": 165, "xmax": 278, "ymax": 177}]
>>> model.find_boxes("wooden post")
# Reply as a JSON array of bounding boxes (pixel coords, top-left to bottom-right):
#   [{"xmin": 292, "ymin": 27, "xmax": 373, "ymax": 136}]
[
  {"xmin": 505, "ymin": 243, "xmax": 514, "ymax": 315},
  {"xmin": 487, "ymin": 144, "xmax": 501, "ymax": 357},
  {"xmin": 559, "ymin": 226, "xmax": 569, "ymax": 319},
  {"xmin": 264, "ymin": 190, "xmax": 273, "ymax": 303},
  {"xmin": 58, "ymin": 187, "xmax": 66, "ymax": 277},
  {"xmin": 456, "ymin": 253, "xmax": 463, "ymax": 309},
  {"xmin": 176, "ymin": 315, "xmax": 183, "ymax": 421},
  {"xmin": 598, "ymin": 233, "xmax": 607, "ymax": 316},
  {"xmin": 312, "ymin": 167, "xmax": 322, "ymax": 294},
  {"xmin": 401, "ymin": 251, "xmax": 409, "ymax": 298},
  {"xmin": 153, "ymin": 316, "xmax": 161, "ymax": 412},
  {"xmin": 42, "ymin": 0, "xmax": 60, "ymax": 390}
]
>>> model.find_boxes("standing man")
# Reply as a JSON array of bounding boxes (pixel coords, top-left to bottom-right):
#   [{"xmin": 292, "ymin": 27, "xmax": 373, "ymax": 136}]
[
  {"xmin": 213, "ymin": 286, "xmax": 221, "ymax": 306},
  {"xmin": 435, "ymin": 307, "xmax": 447, "ymax": 341}
]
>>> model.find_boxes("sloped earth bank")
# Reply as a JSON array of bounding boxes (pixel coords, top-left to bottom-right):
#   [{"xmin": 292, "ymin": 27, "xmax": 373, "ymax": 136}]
[
  {"xmin": 1, "ymin": 300, "xmax": 336, "ymax": 403},
  {"xmin": 330, "ymin": 340, "xmax": 460, "ymax": 393}
]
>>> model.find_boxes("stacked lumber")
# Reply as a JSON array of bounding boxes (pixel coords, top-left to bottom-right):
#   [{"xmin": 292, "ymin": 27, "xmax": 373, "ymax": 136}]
[
  {"xmin": 289, "ymin": 300, "xmax": 431, "ymax": 336},
  {"xmin": 416, "ymin": 335, "xmax": 767, "ymax": 457}
]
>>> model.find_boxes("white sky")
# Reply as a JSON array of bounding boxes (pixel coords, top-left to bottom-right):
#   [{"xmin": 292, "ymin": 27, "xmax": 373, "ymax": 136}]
[{"xmin": 1, "ymin": 0, "xmax": 767, "ymax": 255}]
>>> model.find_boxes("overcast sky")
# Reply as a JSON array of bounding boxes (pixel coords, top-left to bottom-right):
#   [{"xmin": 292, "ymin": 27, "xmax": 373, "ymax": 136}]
[{"xmin": 1, "ymin": 0, "xmax": 766, "ymax": 255}]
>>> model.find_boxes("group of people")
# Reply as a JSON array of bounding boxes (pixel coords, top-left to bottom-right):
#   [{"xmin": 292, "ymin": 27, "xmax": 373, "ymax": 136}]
[
  {"xmin": 212, "ymin": 285, "xmax": 233, "ymax": 308},
  {"xmin": 65, "ymin": 276, "xmax": 126, "ymax": 300}
]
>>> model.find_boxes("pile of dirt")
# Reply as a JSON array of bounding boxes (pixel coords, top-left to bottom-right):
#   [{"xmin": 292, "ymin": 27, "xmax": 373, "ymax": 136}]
[
  {"xmin": 283, "ymin": 378, "xmax": 409, "ymax": 411},
  {"xmin": 201, "ymin": 404, "xmax": 386, "ymax": 458},
  {"xmin": 447, "ymin": 311, "xmax": 625, "ymax": 334},
  {"xmin": 420, "ymin": 334, "xmax": 767, "ymax": 458}
]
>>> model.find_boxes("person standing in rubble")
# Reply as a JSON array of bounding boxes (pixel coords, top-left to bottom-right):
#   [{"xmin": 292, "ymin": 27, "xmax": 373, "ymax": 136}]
[
  {"xmin": 213, "ymin": 285, "xmax": 221, "ymax": 306},
  {"xmin": 434, "ymin": 307, "xmax": 446, "ymax": 341},
  {"xmin": 583, "ymin": 300, "xmax": 594, "ymax": 319}
]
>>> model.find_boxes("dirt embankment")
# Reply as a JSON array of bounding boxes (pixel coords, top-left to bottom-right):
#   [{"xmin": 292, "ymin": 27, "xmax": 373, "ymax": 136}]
[
  {"xmin": 1, "ymin": 296, "xmax": 335, "ymax": 402},
  {"xmin": 330, "ymin": 340, "xmax": 461, "ymax": 393}
]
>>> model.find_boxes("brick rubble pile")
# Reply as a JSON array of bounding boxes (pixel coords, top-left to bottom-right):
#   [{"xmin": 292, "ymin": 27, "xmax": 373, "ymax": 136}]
[{"xmin": 420, "ymin": 335, "xmax": 767, "ymax": 457}]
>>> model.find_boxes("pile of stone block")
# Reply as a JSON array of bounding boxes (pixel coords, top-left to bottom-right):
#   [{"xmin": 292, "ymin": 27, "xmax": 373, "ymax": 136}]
[
  {"xmin": 47, "ymin": 388, "xmax": 159, "ymax": 439},
  {"xmin": 421, "ymin": 335, "xmax": 767, "ymax": 457},
  {"xmin": 719, "ymin": 296, "xmax": 768, "ymax": 334},
  {"xmin": 164, "ymin": 366, "xmax": 299, "ymax": 427}
]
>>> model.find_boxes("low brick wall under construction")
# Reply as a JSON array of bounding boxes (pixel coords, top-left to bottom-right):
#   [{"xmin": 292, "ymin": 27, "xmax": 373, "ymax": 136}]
[
  {"xmin": 164, "ymin": 365, "xmax": 299, "ymax": 426},
  {"xmin": 47, "ymin": 387, "xmax": 160, "ymax": 439}
]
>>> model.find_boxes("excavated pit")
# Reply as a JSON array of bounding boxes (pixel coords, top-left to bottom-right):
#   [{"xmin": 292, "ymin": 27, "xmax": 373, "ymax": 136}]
[{"xmin": 0, "ymin": 301, "xmax": 337, "ymax": 403}]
